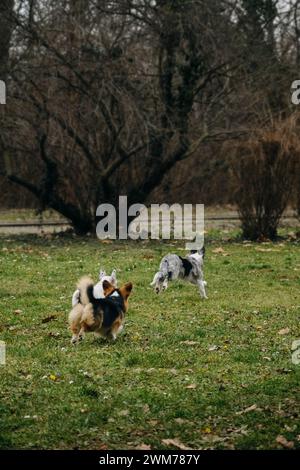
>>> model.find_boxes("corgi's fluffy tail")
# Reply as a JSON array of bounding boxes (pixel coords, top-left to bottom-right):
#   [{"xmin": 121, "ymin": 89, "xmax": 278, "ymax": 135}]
[{"xmin": 77, "ymin": 276, "xmax": 94, "ymax": 305}]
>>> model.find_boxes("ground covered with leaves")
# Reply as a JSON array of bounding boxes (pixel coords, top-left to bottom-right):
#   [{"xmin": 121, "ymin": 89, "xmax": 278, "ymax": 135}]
[{"xmin": 0, "ymin": 234, "xmax": 299, "ymax": 449}]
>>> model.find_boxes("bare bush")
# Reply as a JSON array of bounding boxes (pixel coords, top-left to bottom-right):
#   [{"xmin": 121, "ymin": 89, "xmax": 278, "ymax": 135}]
[{"xmin": 231, "ymin": 116, "xmax": 300, "ymax": 240}]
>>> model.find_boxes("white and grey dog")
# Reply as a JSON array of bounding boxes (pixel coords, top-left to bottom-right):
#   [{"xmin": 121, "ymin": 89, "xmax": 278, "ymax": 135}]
[
  {"xmin": 151, "ymin": 248, "xmax": 207, "ymax": 298},
  {"xmin": 71, "ymin": 268, "xmax": 117, "ymax": 307}
]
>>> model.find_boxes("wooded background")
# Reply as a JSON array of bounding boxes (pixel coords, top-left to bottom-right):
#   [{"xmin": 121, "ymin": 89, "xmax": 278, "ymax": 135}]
[{"xmin": 0, "ymin": 0, "xmax": 299, "ymax": 238}]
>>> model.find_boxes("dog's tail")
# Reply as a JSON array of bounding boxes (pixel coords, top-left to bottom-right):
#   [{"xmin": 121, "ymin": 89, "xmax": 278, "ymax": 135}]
[
  {"xmin": 77, "ymin": 276, "xmax": 95, "ymax": 305},
  {"xmin": 161, "ymin": 259, "xmax": 170, "ymax": 278},
  {"xmin": 191, "ymin": 246, "xmax": 205, "ymax": 259}
]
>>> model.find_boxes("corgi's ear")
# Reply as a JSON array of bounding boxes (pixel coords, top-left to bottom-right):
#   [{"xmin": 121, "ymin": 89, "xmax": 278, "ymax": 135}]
[
  {"xmin": 124, "ymin": 282, "xmax": 133, "ymax": 293},
  {"xmin": 119, "ymin": 282, "xmax": 133, "ymax": 299},
  {"xmin": 99, "ymin": 269, "xmax": 106, "ymax": 280},
  {"xmin": 110, "ymin": 269, "xmax": 117, "ymax": 283},
  {"xmin": 102, "ymin": 279, "xmax": 114, "ymax": 296},
  {"xmin": 102, "ymin": 280, "xmax": 112, "ymax": 289}
]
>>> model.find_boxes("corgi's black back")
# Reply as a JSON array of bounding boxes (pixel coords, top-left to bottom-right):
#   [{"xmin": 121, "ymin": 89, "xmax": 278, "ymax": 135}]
[{"xmin": 90, "ymin": 292, "xmax": 125, "ymax": 328}]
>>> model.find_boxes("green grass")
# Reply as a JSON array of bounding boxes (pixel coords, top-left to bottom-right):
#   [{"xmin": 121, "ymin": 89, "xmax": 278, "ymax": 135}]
[
  {"xmin": 0, "ymin": 234, "xmax": 299, "ymax": 450},
  {"xmin": 0, "ymin": 209, "xmax": 66, "ymax": 223}
]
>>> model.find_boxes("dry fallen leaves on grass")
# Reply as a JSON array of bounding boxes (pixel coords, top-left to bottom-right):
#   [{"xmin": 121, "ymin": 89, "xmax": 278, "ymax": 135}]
[
  {"xmin": 134, "ymin": 443, "xmax": 152, "ymax": 450},
  {"xmin": 174, "ymin": 418, "xmax": 189, "ymax": 425},
  {"xmin": 180, "ymin": 340, "xmax": 199, "ymax": 346},
  {"xmin": 236, "ymin": 404, "xmax": 261, "ymax": 415},
  {"xmin": 143, "ymin": 404, "xmax": 150, "ymax": 414},
  {"xmin": 202, "ymin": 427, "xmax": 212, "ymax": 434},
  {"xmin": 162, "ymin": 438, "xmax": 192, "ymax": 450},
  {"xmin": 49, "ymin": 374, "xmax": 58, "ymax": 382},
  {"xmin": 278, "ymin": 328, "xmax": 290, "ymax": 336},
  {"xmin": 212, "ymin": 247, "xmax": 229, "ymax": 256},
  {"xmin": 98, "ymin": 444, "xmax": 108, "ymax": 450},
  {"xmin": 276, "ymin": 435, "xmax": 294, "ymax": 449},
  {"xmin": 185, "ymin": 384, "xmax": 197, "ymax": 389},
  {"xmin": 255, "ymin": 248, "xmax": 280, "ymax": 253}
]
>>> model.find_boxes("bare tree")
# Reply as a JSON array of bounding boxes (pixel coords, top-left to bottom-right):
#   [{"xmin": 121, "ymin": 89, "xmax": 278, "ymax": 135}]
[
  {"xmin": 0, "ymin": 0, "xmax": 14, "ymax": 80},
  {"xmin": 1, "ymin": 0, "xmax": 298, "ymax": 233},
  {"xmin": 1, "ymin": 0, "xmax": 241, "ymax": 232}
]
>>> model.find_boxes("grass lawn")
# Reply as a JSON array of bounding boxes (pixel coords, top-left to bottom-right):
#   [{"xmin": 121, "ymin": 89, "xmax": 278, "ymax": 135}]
[{"xmin": 0, "ymin": 234, "xmax": 299, "ymax": 450}]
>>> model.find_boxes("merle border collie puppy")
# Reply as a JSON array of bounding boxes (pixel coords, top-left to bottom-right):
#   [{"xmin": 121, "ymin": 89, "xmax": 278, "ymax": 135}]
[{"xmin": 150, "ymin": 247, "xmax": 207, "ymax": 299}]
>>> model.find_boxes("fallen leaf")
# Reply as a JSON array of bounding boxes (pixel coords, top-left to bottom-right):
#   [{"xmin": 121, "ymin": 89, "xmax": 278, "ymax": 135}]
[
  {"xmin": 134, "ymin": 444, "xmax": 152, "ymax": 450},
  {"xmin": 118, "ymin": 410, "xmax": 130, "ymax": 417},
  {"xmin": 149, "ymin": 420, "xmax": 158, "ymax": 426},
  {"xmin": 202, "ymin": 427, "xmax": 212, "ymax": 434},
  {"xmin": 174, "ymin": 418, "xmax": 186, "ymax": 425},
  {"xmin": 208, "ymin": 345, "xmax": 219, "ymax": 352},
  {"xmin": 180, "ymin": 341, "xmax": 199, "ymax": 346},
  {"xmin": 227, "ymin": 425, "xmax": 248, "ymax": 436},
  {"xmin": 278, "ymin": 328, "xmax": 290, "ymax": 336},
  {"xmin": 98, "ymin": 444, "xmax": 108, "ymax": 450},
  {"xmin": 212, "ymin": 247, "xmax": 225, "ymax": 254},
  {"xmin": 292, "ymin": 340, "xmax": 300, "ymax": 351},
  {"xmin": 236, "ymin": 404, "xmax": 260, "ymax": 415},
  {"xmin": 201, "ymin": 434, "xmax": 225, "ymax": 443},
  {"xmin": 276, "ymin": 435, "xmax": 294, "ymax": 449},
  {"xmin": 14, "ymin": 309, "xmax": 22, "ymax": 315},
  {"xmin": 255, "ymin": 248, "xmax": 280, "ymax": 253},
  {"xmin": 186, "ymin": 384, "xmax": 197, "ymax": 389},
  {"xmin": 162, "ymin": 438, "xmax": 192, "ymax": 450}
]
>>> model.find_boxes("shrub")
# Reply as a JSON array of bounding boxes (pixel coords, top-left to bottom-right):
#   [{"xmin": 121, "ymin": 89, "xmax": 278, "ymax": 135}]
[{"xmin": 231, "ymin": 116, "xmax": 300, "ymax": 241}]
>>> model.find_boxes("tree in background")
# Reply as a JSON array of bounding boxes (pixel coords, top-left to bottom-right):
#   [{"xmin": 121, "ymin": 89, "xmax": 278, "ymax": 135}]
[
  {"xmin": 231, "ymin": 115, "xmax": 300, "ymax": 240},
  {"xmin": 0, "ymin": 0, "xmax": 299, "ymax": 237},
  {"xmin": 0, "ymin": 0, "xmax": 14, "ymax": 80},
  {"xmin": 1, "ymin": 0, "xmax": 239, "ymax": 233}
]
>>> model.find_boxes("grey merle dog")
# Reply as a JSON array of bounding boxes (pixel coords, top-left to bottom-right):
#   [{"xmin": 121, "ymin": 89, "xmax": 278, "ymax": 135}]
[{"xmin": 150, "ymin": 247, "xmax": 207, "ymax": 298}]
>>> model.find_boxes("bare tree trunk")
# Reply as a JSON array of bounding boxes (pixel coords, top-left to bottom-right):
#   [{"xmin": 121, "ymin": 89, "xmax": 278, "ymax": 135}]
[{"xmin": 0, "ymin": 0, "xmax": 14, "ymax": 80}]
